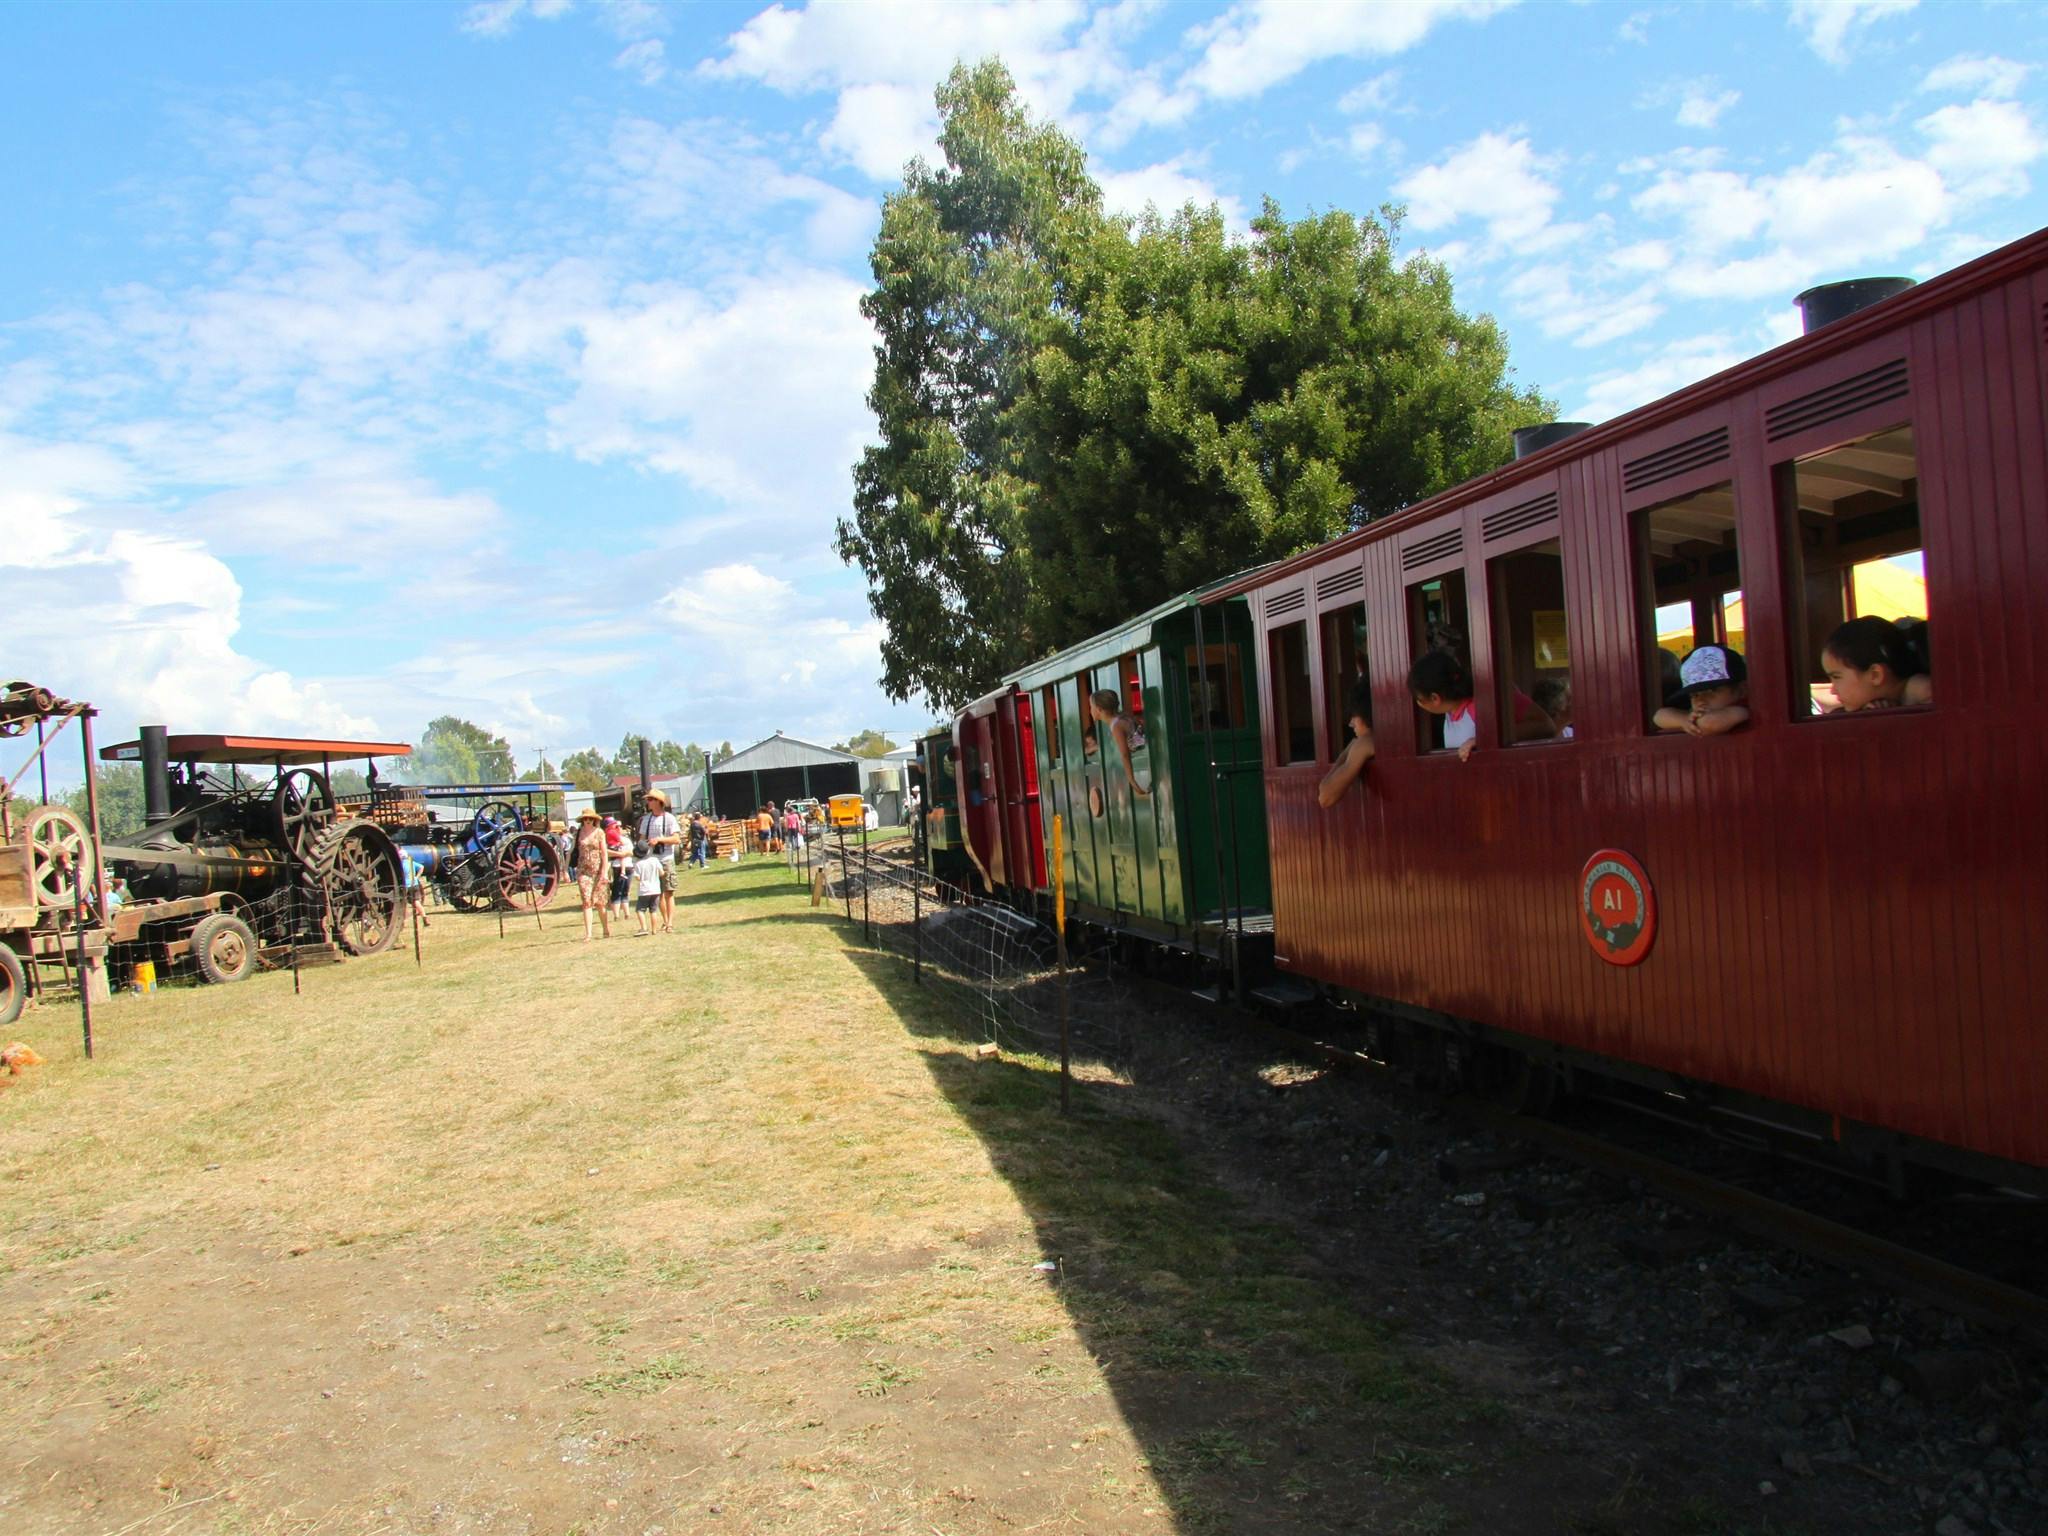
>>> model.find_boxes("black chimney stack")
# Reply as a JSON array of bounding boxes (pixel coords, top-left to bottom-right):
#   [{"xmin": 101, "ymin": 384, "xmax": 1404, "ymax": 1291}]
[
  {"xmin": 1795, "ymin": 277, "xmax": 1915, "ymax": 334},
  {"xmin": 1512, "ymin": 421, "xmax": 1592, "ymax": 460},
  {"xmin": 638, "ymin": 737, "xmax": 652, "ymax": 795},
  {"xmin": 139, "ymin": 724, "xmax": 171, "ymax": 826}
]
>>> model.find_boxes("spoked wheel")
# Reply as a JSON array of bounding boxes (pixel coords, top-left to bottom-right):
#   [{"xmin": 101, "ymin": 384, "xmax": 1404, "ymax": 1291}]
[
  {"xmin": 25, "ymin": 806, "xmax": 95, "ymax": 909},
  {"xmin": 0, "ymin": 944, "xmax": 24, "ymax": 1026},
  {"xmin": 470, "ymin": 799, "xmax": 524, "ymax": 851},
  {"xmin": 494, "ymin": 831, "xmax": 560, "ymax": 911},
  {"xmin": 190, "ymin": 912, "xmax": 258, "ymax": 984},
  {"xmin": 273, "ymin": 768, "xmax": 336, "ymax": 862},
  {"xmin": 310, "ymin": 819, "xmax": 405, "ymax": 956}
]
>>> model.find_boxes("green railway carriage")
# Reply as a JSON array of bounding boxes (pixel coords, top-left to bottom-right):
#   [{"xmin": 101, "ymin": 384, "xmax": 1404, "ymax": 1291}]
[{"xmin": 1008, "ymin": 584, "xmax": 1273, "ymax": 973}]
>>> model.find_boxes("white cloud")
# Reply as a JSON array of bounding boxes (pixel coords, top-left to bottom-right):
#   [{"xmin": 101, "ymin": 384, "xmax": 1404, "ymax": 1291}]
[
  {"xmin": 1569, "ymin": 332, "xmax": 1750, "ymax": 422},
  {"xmin": 1616, "ymin": 11, "xmax": 1650, "ymax": 45},
  {"xmin": 1675, "ymin": 83, "xmax": 1739, "ymax": 131},
  {"xmin": 1337, "ymin": 70, "xmax": 1400, "ymax": 115},
  {"xmin": 1919, "ymin": 98, "xmax": 2046, "ymax": 203},
  {"xmin": 821, "ymin": 82, "xmax": 940, "ymax": 182},
  {"xmin": 1787, "ymin": 0, "xmax": 1917, "ymax": 67},
  {"xmin": 1182, "ymin": 0, "xmax": 1514, "ymax": 100},
  {"xmin": 614, "ymin": 38, "xmax": 667, "ymax": 84},
  {"xmin": 188, "ymin": 476, "xmax": 502, "ymax": 561},
  {"xmin": 1920, "ymin": 55, "xmax": 2030, "ymax": 100},
  {"xmin": 1395, "ymin": 131, "xmax": 1562, "ymax": 247},
  {"xmin": 550, "ymin": 268, "xmax": 876, "ymax": 528},
  {"xmin": 461, "ymin": 0, "xmax": 573, "ymax": 38},
  {"xmin": 1098, "ymin": 156, "xmax": 1244, "ymax": 224}
]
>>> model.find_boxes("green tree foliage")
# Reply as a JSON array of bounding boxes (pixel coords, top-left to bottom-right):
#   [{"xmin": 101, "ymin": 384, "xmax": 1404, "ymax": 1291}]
[
  {"xmin": 837, "ymin": 59, "xmax": 1102, "ymax": 711},
  {"xmin": 558, "ymin": 748, "xmax": 613, "ymax": 794},
  {"xmin": 842, "ymin": 61, "xmax": 1553, "ymax": 708},
  {"xmin": 1021, "ymin": 203, "xmax": 1551, "ymax": 640},
  {"xmin": 412, "ymin": 717, "xmax": 515, "ymax": 786},
  {"xmin": 62, "ymin": 764, "xmax": 146, "ymax": 838},
  {"xmin": 834, "ymin": 730, "xmax": 899, "ymax": 758},
  {"xmin": 600, "ymin": 735, "xmax": 707, "ymax": 781}
]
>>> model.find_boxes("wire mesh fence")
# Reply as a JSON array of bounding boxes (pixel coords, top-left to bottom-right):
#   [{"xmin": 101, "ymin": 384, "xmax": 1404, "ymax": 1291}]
[{"xmin": 787, "ymin": 825, "xmax": 1141, "ymax": 1075}]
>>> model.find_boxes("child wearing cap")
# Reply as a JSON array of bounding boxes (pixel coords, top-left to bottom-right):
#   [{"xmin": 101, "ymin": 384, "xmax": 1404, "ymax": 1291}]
[{"xmin": 1654, "ymin": 644, "xmax": 1750, "ymax": 736}]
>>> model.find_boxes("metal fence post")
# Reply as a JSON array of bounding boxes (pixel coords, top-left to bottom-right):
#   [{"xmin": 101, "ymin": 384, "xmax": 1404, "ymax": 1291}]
[
  {"xmin": 913, "ymin": 859, "xmax": 923, "ymax": 985},
  {"xmin": 861, "ymin": 824, "xmax": 870, "ymax": 942},
  {"xmin": 71, "ymin": 856, "xmax": 93, "ymax": 1061},
  {"xmin": 839, "ymin": 827, "xmax": 851, "ymax": 923}
]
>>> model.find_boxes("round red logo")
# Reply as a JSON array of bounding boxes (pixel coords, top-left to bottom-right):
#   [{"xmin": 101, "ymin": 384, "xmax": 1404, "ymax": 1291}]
[{"xmin": 1580, "ymin": 849, "xmax": 1656, "ymax": 967}]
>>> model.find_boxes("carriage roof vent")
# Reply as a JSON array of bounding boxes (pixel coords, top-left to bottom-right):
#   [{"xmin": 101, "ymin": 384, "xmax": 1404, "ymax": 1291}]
[
  {"xmin": 1511, "ymin": 421, "xmax": 1591, "ymax": 460},
  {"xmin": 1795, "ymin": 277, "xmax": 1916, "ymax": 334}
]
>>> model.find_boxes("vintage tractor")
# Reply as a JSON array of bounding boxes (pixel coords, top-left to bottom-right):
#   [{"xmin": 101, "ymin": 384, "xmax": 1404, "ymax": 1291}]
[
  {"xmin": 390, "ymin": 791, "xmax": 564, "ymax": 911},
  {"xmin": 96, "ymin": 727, "xmax": 413, "ymax": 979}
]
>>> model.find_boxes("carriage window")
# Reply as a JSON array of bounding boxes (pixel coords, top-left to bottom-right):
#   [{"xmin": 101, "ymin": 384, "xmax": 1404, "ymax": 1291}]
[
  {"xmin": 1779, "ymin": 425, "xmax": 1926, "ymax": 716},
  {"xmin": 1119, "ymin": 652, "xmax": 1145, "ymax": 720},
  {"xmin": 1042, "ymin": 687, "xmax": 1061, "ymax": 764},
  {"xmin": 1075, "ymin": 676, "xmax": 1096, "ymax": 756},
  {"xmin": 1269, "ymin": 621, "xmax": 1316, "ymax": 764},
  {"xmin": 1638, "ymin": 480, "xmax": 1743, "ymax": 726},
  {"xmin": 1408, "ymin": 570, "xmax": 1469, "ymax": 753},
  {"xmin": 1487, "ymin": 542, "xmax": 1569, "ymax": 744},
  {"xmin": 1321, "ymin": 602, "xmax": 1369, "ymax": 749},
  {"xmin": 1183, "ymin": 644, "xmax": 1245, "ymax": 730}
]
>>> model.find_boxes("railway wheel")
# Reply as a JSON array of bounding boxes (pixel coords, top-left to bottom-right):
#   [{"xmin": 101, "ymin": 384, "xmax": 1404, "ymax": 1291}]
[
  {"xmin": 0, "ymin": 944, "xmax": 24, "ymax": 1026},
  {"xmin": 190, "ymin": 913, "xmax": 258, "ymax": 985},
  {"xmin": 24, "ymin": 805, "xmax": 95, "ymax": 908},
  {"xmin": 494, "ymin": 831, "xmax": 559, "ymax": 911},
  {"xmin": 310, "ymin": 819, "xmax": 406, "ymax": 956}
]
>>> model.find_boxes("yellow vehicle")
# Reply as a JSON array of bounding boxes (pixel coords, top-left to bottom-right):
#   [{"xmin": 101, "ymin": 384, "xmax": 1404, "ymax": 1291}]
[{"xmin": 827, "ymin": 793, "xmax": 866, "ymax": 829}]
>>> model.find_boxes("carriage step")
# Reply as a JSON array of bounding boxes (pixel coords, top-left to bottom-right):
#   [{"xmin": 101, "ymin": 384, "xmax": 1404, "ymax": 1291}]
[
  {"xmin": 1249, "ymin": 979, "xmax": 1316, "ymax": 1010},
  {"xmin": 1188, "ymin": 984, "xmax": 1223, "ymax": 1005}
]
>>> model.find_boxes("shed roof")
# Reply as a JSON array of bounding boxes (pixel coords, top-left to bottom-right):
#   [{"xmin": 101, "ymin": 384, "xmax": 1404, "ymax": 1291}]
[{"xmin": 709, "ymin": 732, "xmax": 858, "ymax": 775}]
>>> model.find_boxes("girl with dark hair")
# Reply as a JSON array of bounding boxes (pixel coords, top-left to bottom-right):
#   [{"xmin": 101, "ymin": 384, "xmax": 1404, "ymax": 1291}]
[
  {"xmin": 1407, "ymin": 648, "xmax": 1555, "ymax": 761},
  {"xmin": 1823, "ymin": 616, "xmax": 1932, "ymax": 711}
]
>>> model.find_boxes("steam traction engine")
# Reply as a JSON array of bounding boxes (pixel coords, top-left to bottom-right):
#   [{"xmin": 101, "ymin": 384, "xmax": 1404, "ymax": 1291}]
[
  {"xmin": 377, "ymin": 786, "xmax": 565, "ymax": 912},
  {"xmin": 97, "ymin": 727, "xmax": 413, "ymax": 979}
]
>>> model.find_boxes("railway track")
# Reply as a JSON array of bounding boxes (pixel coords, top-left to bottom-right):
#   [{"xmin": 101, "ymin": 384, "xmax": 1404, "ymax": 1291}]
[{"xmin": 1250, "ymin": 1006, "xmax": 2048, "ymax": 1357}]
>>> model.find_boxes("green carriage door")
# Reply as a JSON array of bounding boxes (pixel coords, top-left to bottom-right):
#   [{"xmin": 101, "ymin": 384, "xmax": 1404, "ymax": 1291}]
[{"xmin": 1093, "ymin": 649, "xmax": 1172, "ymax": 926}]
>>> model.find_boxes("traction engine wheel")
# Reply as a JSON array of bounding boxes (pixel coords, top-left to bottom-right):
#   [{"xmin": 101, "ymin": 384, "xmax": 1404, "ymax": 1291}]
[
  {"xmin": 0, "ymin": 944, "xmax": 24, "ymax": 1027},
  {"xmin": 309, "ymin": 819, "xmax": 406, "ymax": 956},
  {"xmin": 471, "ymin": 800, "xmax": 524, "ymax": 850},
  {"xmin": 273, "ymin": 768, "xmax": 336, "ymax": 862},
  {"xmin": 24, "ymin": 806, "xmax": 95, "ymax": 909},
  {"xmin": 494, "ymin": 831, "xmax": 560, "ymax": 911},
  {"xmin": 190, "ymin": 913, "xmax": 258, "ymax": 985}
]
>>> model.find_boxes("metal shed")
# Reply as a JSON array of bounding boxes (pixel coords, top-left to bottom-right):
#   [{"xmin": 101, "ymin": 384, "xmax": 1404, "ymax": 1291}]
[{"xmin": 707, "ymin": 734, "xmax": 859, "ymax": 819}]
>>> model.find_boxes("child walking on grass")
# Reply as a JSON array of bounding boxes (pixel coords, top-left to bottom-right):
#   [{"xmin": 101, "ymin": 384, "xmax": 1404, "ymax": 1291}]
[{"xmin": 631, "ymin": 840, "xmax": 663, "ymax": 937}]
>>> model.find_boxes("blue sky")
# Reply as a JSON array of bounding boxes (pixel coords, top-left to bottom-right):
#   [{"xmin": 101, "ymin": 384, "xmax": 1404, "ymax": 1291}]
[{"xmin": 3, "ymin": 0, "xmax": 2042, "ymax": 776}]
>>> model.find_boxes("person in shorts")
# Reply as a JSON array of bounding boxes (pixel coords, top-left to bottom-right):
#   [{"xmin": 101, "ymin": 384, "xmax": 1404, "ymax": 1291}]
[
  {"xmin": 636, "ymin": 789, "xmax": 681, "ymax": 933},
  {"xmin": 604, "ymin": 815, "xmax": 632, "ymax": 922},
  {"xmin": 631, "ymin": 840, "xmax": 662, "ymax": 935},
  {"xmin": 573, "ymin": 807, "xmax": 612, "ymax": 941}
]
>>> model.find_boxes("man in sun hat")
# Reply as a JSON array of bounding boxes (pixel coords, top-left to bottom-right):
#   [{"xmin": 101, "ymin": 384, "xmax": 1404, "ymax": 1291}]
[
  {"xmin": 1652, "ymin": 642, "xmax": 1750, "ymax": 738},
  {"xmin": 573, "ymin": 806, "xmax": 613, "ymax": 941},
  {"xmin": 637, "ymin": 788, "xmax": 682, "ymax": 934}
]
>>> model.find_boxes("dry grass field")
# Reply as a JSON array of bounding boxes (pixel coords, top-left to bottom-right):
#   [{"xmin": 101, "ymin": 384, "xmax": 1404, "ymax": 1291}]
[{"xmin": 2, "ymin": 856, "xmax": 1531, "ymax": 1536}]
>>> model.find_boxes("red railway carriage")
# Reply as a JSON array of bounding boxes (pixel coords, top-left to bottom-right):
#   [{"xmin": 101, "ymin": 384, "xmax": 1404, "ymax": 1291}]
[
  {"xmin": 953, "ymin": 686, "xmax": 1047, "ymax": 894},
  {"xmin": 1220, "ymin": 228, "xmax": 2048, "ymax": 1191}
]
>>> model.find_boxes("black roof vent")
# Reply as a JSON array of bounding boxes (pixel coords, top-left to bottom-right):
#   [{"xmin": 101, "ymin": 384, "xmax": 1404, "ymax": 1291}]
[
  {"xmin": 1511, "ymin": 421, "xmax": 1592, "ymax": 460},
  {"xmin": 1795, "ymin": 277, "xmax": 1916, "ymax": 334}
]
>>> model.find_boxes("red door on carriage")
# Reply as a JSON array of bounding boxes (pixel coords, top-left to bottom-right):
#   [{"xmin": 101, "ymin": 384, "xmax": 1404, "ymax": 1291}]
[
  {"xmin": 994, "ymin": 690, "xmax": 1047, "ymax": 892},
  {"xmin": 953, "ymin": 692, "xmax": 1008, "ymax": 892}
]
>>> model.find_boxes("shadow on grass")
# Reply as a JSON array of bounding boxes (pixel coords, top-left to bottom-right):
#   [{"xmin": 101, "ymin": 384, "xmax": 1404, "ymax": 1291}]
[{"xmin": 799, "ymin": 925, "xmax": 1534, "ymax": 1536}]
